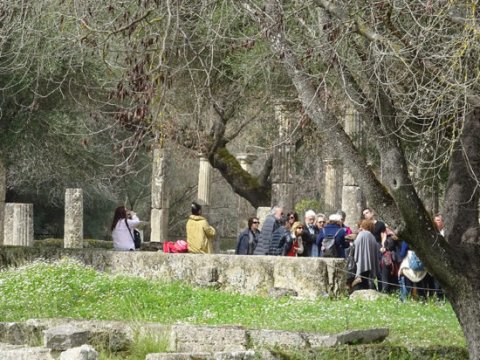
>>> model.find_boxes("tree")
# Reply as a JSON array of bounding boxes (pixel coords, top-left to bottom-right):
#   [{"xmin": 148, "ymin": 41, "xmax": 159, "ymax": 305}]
[{"xmin": 238, "ymin": 0, "xmax": 480, "ymax": 357}]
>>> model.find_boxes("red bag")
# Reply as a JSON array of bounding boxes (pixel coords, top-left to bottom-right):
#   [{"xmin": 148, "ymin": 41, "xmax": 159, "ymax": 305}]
[{"xmin": 163, "ymin": 240, "xmax": 188, "ymax": 253}]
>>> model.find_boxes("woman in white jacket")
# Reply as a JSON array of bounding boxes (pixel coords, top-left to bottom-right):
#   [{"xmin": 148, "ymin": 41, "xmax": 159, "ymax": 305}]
[{"xmin": 111, "ymin": 206, "xmax": 141, "ymax": 251}]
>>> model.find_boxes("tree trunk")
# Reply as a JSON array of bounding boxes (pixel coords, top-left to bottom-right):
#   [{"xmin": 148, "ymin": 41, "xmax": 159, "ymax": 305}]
[{"xmin": 450, "ymin": 283, "xmax": 480, "ymax": 359}]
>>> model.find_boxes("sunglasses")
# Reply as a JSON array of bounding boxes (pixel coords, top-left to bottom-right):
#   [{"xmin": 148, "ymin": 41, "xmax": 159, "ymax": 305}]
[{"xmin": 252, "ymin": 221, "xmax": 260, "ymax": 224}]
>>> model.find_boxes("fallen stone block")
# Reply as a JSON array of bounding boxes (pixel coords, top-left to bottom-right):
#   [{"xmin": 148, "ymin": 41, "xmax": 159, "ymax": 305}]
[
  {"xmin": 44, "ymin": 325, "xmax": 89, "ymax": 350},
  {"xmin": 349, "ymin": 289, "xmax": 389, "ymax": 301},
  {"xmin": 0, "ymin": 343, "xmax": 54, "ymax": 360},
  {"xmin": 60, "ymin": 344, "xmax": 98, "ymax": 360},
  {"xmin": 249, "ymin": 329, "xmax": 307, "ymax": 349},
  {"xmin": 169, "ymin": 325, "xmax": 247, "ymax": 353},
  {"xmin": 146, "ymin": 352, "xmax": 212, "ymax": 359},
  {"xmin": 214, "ymin": 349, "xmax": 256, "ymax": 359},
  {"xmin": 0, "ymin": 321, "xmax": 46, "ymax": 346},
  {"xmin": 335, "ymin": 328, "xmax": 389, "ymax": 345}
]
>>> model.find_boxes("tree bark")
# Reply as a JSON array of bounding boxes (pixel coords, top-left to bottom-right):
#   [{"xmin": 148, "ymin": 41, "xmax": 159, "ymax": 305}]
[{"xmin": 249, "ymin": 1, "xmax": 480, "ymax": 358}]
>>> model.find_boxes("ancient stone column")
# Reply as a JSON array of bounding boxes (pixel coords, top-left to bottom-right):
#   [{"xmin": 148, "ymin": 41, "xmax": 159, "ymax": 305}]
[
  {"xmin": 197, "ymin": 154, "xmax": 212, "ymax": 210},
  {"xmin": 3, "ymin": 203, "xmax": 34, "ymax": 246},
  {"xmin": 256, "ymin": 207, "xmax": 271, "ymax": 231},
  {"xmin": 150, "ymin": 148, "xmax": 169, "ymax": 243},
  {"xmin": 0, "ymin": 158, "xmax": 5, "ymax": 245},
  {"xmin": 341, "ymin": 107, "xmax": 365, "ymax": 229},
  {"xmin": 236, "ymin": 153, "xmax": 257, "ymax": 233},
  {"xmin": 197, "ymin": 154, "xmax": 217, "ymax": 252},
  {"xmin": 271, "ymin": 102, "xmax": 295, "ymax": 210},
  {"xmin": 324, "ymin": 159, "xmax": 343, "ymax": 215},
  {"xmin": 341, "ymin": 170, "xmax": 365, "ymax": 229},
  {"xmin": 64, "ymin": 188, "xmax": 83, "ymax": 248}
]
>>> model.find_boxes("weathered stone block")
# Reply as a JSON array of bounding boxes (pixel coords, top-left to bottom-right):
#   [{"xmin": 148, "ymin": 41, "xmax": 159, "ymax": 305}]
[
  {"xmin": 3, "ymin": 203, "xmax": 34, "ymax": 246},
  {"xmin": 214, "ymin": 350, "xmax": 256, "ymax": 359},
  {"xmin": 60, "ymin": 344, "xmax": 98, "ymax": 360},
  {"xmin": 44, "ymin": 325, "xmax": 89, "ymax": 351},
  {"xmin": 169, "ymin": 325, "xmax": 247, "ymax": 353},
  {"xmin": 64, "ymin": 189, "xmax": 83, "ymax": 249},
  {"xmin": 249, "ymin": 329, "xmax": 306, "ymax": 349},
  {"xmin": 146, "ymin": 353, "xmax": 212, "ymax": 360},
  {"xmin": 335, "ymin": 328, "xmax": 389, "ymax": 345},
  {"xmin": 0, "ymin": 343, "xmax": 53, "ymax": 360}
]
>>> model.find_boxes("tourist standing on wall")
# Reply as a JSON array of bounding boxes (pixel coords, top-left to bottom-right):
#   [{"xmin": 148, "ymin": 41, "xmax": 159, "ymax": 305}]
[
  {"xmin": 111, "ymin": 205, "xmax": 141, "ymax": 251},
  {"xmin": 235, "ymin": 217, "xmax": 261, "ymax": 255},
  {"xmin": 186, "ymin": 202, "xmax": 216, "ymax": 254}
]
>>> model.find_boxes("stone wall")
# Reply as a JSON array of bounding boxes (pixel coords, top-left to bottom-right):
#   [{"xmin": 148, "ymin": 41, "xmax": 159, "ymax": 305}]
[{"xmin": 0, "ymin": 248, "xmax": 347, "ymax": 298}]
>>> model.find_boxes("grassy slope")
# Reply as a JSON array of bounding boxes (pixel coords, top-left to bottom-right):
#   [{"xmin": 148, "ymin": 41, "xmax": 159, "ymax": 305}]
[{"xmin": 0, "ymin": 258, "xmax": 465, "ymax": 350}]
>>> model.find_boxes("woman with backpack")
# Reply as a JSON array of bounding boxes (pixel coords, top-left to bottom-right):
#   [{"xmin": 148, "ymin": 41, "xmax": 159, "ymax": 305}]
[{"xmin": 316, "ymin": 213, "xmax": 348, "ymax": 258}]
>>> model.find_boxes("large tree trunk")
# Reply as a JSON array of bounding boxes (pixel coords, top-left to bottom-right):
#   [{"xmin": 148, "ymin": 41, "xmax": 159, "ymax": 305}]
[
  {"xmin": 450, "ymin": 283, "xmax": 480, "ymax": 359},
  {"xmin": 247, "ymin": 1, "xmax": 480, "ymax": 358}
]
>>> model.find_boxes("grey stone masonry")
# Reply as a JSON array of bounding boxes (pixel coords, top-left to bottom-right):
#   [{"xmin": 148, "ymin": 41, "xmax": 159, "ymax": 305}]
[
  {"xmin": 169, "ymin": 325, "xmax": 248, "ymax": 353},
  {"xmin": 236, "ymin": 153, "xmax": 257, "ymax": 234},
  {"xmin": 0, "ymin": 249, "xmax": 348, "ymax": 299},
  {"xmin": 271, "ymin": 102, "xmax": 295, "ymax": 210},
  {"xmin": 64, "ymin": 189, "xmax": 83, "ymax": 249},
  {"xmin": 255, "ymin": 207, "xmax": 271, "ymax": 231},
  {"xmin": 59, "ymin": 344, "xmax": 98, "ymax": 360},
  {"xmin": 0, "ymin": 343, "xmax": 54, "ymax": 360},
  {"xmin": 146, "ymin": 353, "xmax": 212, "ymax": 360},
  {"xmin": 151, "ymin": 148, "xmax": 169, "ymax": 243},
  {"xmin": 44, "ymin": 325, "xmax": 89, "ymax": 351},
  {"xmin": 197, "ymin": 154, "xmax": 212, "ymax": 207},
  {"xmin": 3, "ymin": 203, "xmax": 34, "ymax": 246},
  {"xmin": 0, "ymin": 319, "xmax": 389, "ymax": 359}
]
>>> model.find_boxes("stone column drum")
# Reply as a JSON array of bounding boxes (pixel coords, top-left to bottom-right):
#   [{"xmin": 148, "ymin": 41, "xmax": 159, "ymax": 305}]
[
  {"xmin": 64, "ymin": 188, "xmax": 83, "ymax": 248},
  {"xmin": 236, "ymin": 153, "xmax": 257, "ymax": 233},
  {"xmin": 3, "ymin": 203, "xmax": 34, "ymax": 246},
  {"xmin": 150, "ymin": 148, "xmax": 169, "ymax": 242},
  {"xmin": 341, "ymin": 106, "xmax": 365, "ymax": 229},
  {"xmin": 271, "ymin": 102, "xmax": 295, "ymax": 210},
  {"xmin": 324, "ymin": 159, "xmax": 343, "ymax": 214},
  {"xmin": 197, "ymin": 154, "xmax": 212, "ymax": 208}
]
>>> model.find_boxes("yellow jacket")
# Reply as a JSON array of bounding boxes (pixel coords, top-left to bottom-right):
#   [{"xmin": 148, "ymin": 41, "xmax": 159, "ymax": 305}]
[{"xmin": 186, "ymin": 215, "xmax": 216, "ymax": 254}]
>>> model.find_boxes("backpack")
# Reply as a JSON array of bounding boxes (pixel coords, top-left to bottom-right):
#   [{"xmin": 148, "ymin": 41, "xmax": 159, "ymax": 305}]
[
  {"xmin": 322, "ymin": 229, "xmax": 341, "ymax": 258},
  {"xmin": 346, "ymin": 245, "xmax": 356, "ymax": 281},
  {"xmin": 408, "ymin": 251, "xmax": 425, "ymax": 271}
]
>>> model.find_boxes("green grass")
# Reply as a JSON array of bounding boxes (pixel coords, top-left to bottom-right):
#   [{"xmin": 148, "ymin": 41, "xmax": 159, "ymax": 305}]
[{"xmin": 0, "ymin": 258, "xmax": 465, "ymax": 351}]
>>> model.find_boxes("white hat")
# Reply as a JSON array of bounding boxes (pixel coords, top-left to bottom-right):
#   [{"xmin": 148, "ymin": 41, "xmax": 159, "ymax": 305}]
[{"xmin": 329, "ymin": 213, "xmax": 343, "ymax": 222}]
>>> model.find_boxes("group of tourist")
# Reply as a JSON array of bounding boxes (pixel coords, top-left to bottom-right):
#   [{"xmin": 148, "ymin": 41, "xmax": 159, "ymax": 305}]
[
  {"xmin": 235, "ymin": 205, "xmax": 445, "ymax": 299},
  {"xmin": 110, "ymin": 201, "xmax": 444, "ymax": 300}
]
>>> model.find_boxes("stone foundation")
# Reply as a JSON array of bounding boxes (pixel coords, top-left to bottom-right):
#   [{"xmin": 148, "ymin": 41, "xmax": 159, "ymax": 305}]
[{"xmin": 0, "ymin": 248, "xmax": 347, "ymax": 298}]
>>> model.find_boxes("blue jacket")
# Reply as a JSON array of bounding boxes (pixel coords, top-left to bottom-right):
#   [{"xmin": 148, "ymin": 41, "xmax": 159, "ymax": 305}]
[
  {"xmin": 235, "ymin": 228, "xmax": 260, "ymax": 255},
  {"xmin": 316, "ymin": 224, "xmax": 348, "ymax": 258}
]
